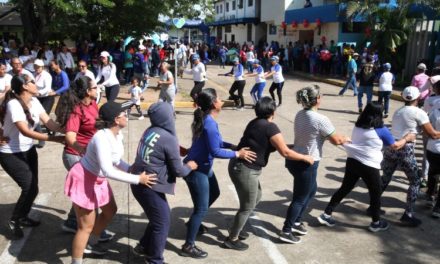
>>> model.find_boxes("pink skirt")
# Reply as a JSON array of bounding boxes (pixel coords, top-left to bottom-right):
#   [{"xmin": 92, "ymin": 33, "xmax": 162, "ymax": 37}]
[{"xmin": 64, "ymin": 162, "xmax": 113, "ymax": 210}]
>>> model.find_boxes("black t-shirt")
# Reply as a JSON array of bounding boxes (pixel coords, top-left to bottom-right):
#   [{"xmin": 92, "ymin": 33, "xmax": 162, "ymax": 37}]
[
  {"xmin": 237, "ymin": 118, "xmax": 281, "ymax": 170},
  {"xmin": 359, "ymin": 63, "xmax": 375, "ymax": 86}
]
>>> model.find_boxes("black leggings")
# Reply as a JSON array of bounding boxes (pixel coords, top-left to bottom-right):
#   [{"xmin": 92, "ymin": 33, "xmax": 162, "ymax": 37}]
[
  {"xmin": 229, "ymin": 80, "xmax": 246, "ymax": 107},
  {"xmin": 128, "ymin": 103, "xmax": 143, "ymax": 116},
  {"xmin": 0, "ymin": 147, "xmax": 39, "ymax": 221},
  {"xmin": 190, "ymin": 81, "xmax": 205, "ymax": 101},
  {"xmin": 426, "ymin": 150, "xmax": 440, "ymax": 201},
  {"xmin": 269, "ymin": 82, "xmax": 284, "ymax": 105},
  {"xmin": 324, "ymin": 158, "xmax": 382, "ymax": 222},
  {"xmin": 105, "ymin": 84, "xmax": 120, "ymax": 102}
]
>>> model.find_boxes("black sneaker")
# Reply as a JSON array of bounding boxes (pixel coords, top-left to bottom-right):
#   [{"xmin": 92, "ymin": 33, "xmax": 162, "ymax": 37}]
[
  {"xmin": 400, "ymin": 212, "xmax": 422, "ymax": 227},
  {"xmin": 432, "ymin": 207, "xmax": 440, "ymax": 218},
  {"xmin": 278, "ymin": 232, "xmax": 301, "ymax": 244},
  {"xmin": 317, "ymin": 213, "xmax": 336, "ymax": 227},
  {"xmin": 383, "ymin": 114, "xmax": 389, "ymax": 118},
  {"xmin": 291, "ymin": 223, "xmax": 307, "ymax": 235},
  {"xmin": 222, "ymin": 237, "xmax": 249, "ymax": 251},
  {"xmin": 368, "ymin": 220, "xmax": 390, "ymax": 233},
  {"xmin": 366, "ymin": 207, "xmax": 386, "ymax": 217},
  {"xmin": 238, "ymin": 230, "xmax": 249, "ymax": 240},
  {"xmin": 18, "ymin": 216, "xmax": 40, "ymax": 227},
  {"xmin": 132, "ymin": 243, "xmax": 147, "ymax": 257},
  {"xmin": 84, "ymin": 243, "xmax": 107, "ymax": 255},
  {"xmin": 180, "ymin": 244, "xmax": 208, "ymax": 259},
  {"xmin": 98, "ymin": 229, "xmax": 114, "ymax": 243},
  {"xmin": 8, "ymin": 220, "xmax": 24, "ymax": 238}
]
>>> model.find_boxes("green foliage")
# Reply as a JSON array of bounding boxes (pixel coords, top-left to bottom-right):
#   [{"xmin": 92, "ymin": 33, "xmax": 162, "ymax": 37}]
[{"xmin": 11, "ymin": 0, "xmax": 214, "ymax": 42}]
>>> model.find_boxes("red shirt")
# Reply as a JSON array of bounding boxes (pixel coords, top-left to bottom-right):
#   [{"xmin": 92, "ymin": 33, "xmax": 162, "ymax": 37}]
[{"xmin": 64, "ymin": 101, "xmax": 98, "ymax": 155}]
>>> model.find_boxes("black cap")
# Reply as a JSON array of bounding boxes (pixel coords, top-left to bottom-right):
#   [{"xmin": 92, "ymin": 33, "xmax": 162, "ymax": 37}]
[{"xmin": 99, "ymin": 101, "xmax": 132, "ymax": 123}]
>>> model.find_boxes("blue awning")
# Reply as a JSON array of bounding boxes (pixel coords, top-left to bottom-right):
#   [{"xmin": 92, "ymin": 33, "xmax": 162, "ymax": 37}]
[
  {"xmin": 165, "ymin": 19, "xmax": 205, "ymax": 28},
  {"xmin": 207, "ymin": 17, "xmax": 259, "ymax": 27},
  {"xmin": 284, "ymin": 4, "xmax": 340, "ymax": 24}
]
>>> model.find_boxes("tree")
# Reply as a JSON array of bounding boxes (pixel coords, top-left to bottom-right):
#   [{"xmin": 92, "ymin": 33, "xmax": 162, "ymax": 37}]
[{"xmin": 11, "ymin": 0, "xmax": 214, "ymax": 43}]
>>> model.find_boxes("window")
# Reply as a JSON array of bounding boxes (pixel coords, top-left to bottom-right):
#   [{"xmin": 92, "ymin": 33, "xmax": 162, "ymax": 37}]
[
  {"xmin": 216, "ymin": 5, "xmax": 219, "ymax": 14},
  {"xmin": 225, "ymin": 25, "xmax": 232, "ymax": 33},
  {"xmin": 248, "ymin": 0, "xmax": 253, "ymax": 7},
  {"xmin": 341, "ymin": 22, "xmax": 368, "ymax": 33},
  {"xmin": 269, "ymin": 24, "xmax": 277, "ymax": 35},
  {"xmin": 231, "ymin": 34, "xmax": 235, "ymax": 42},
  {"xmin": 232, "ymin": 1, "xmax": 236, "ymax": 10},
  {"xmin": 226, "ymin": 2, "xmax": 229, "ymax": 12},
  {"xmin": 247, "ymin": 24, "xmax": 252, "ymax": 41},
  {"xmin": 238, "ymin": 0, "xmax": 243, "ymax": 8},
  {"xmin": 220, "ymin": 4, "xmax": 223, "ymax": 13}
]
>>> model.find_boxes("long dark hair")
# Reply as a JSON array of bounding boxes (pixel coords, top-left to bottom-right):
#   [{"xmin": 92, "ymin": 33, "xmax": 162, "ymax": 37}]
[
  {"xmin": 192, "ymin": 88, "xmax": 217, "ymax": 140},
  {"xmin": 355, "ymin": 101, "xmax": 384, "ymax": 129},
  {"xmin": 55, "ymin": 76, "xmax": 92, "ymax": 128},
  {"xmin": 0, "ymin": 74, "xmax": 35, "ymax": 126}
]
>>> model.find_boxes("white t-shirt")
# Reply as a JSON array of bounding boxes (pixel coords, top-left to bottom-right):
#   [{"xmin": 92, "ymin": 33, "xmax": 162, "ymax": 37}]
[
  {"xmin": 74, "ymin": 69, "xmax": 95, "ymax": 81},
  {"xmin": 344, "ymin": 126, "xmax": 395, "ymax": 169},
  {"xmin": 34, "ymin": 70, "xmax": 53, "ymax": 97},
  {"xmin": 129, "ymin": 85, "xmax": 142, "ymax": 105},
  {"xmin": 391, "ymin": 105, "xmax": 430, "ymax": 139},
  {"xmin": 185, "ymin": 62, "xmax": 206, "ymax": 82},
  {"xmin": 246, "ymin": 51, "xmax": 255, "ymax": 63},
  {"xmin": 96, "ymin": 63, "xmax": 119, "ymax": 87},
  {"xmin": 57, "ymin": 52, "xmax": 75, "ymax": 69},
  {"xmin": 44, "ymin": 50, "xmax": 54, "ymax": 66},
  {"xmin": 160, "ymin": 71, "xmax": 175, "ymax": 90},
  {"xmin": 0, "ymin": 97, "xmax": 45, "ymax": 153},
  {"xmin": 424, "ymin": 95, "xmax": 440, "ymax": 114},
  {"xmin": 271, "ymin": 64, "xmax": 284, "ymax": 83},
  {"xmin": 379, "ymin": 71, "xmax": 394, "ymax": 92},
  {"xmin": 253, "ymin": 66, "xmax": 266, "ymax": 83},
  {"xmin": 428, "ymin": 109, "xmax": 440, "ymax": 153},
  {"xmin": 0, "ymin": 73, "xmax": 12, "ymax": 93},
  {"xmin": 19, "ymin": 55, "xmax": 35, "ymax": 72},
  {"xmin": 80, "ymin": 129, "xmax": 140, "ymax": 184}
]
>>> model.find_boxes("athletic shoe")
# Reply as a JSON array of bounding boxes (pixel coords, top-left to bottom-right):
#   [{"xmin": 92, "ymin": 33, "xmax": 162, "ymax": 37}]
[
  {"xmin": 235, "ymin": 107, "xmax": 244, "ymax": 111},
  {"xmin": 222, "ymin": 237, "xmax": 249, "ymax": 251},
  {"xmin": 291, "ymin": 223, "xmax": 308, "ymax": 235},
  {"xmin": 180, "ymin": 244, "xmax": 208, "ymax": 259},
  {"xmin": 238, "ymin": 230, "xmax": 249, "ymax": 240},
  {"xmin": 317, "ymin": 214, "xmax": 336, "ymax": 227},
  {"xmin": 278, "ymin": 231, "xmax": 301, "ymax": 244},
  {"xmin": 8, "ymin": 220, "xmax": 24, "ymax": 238},
  {"xmin": 368, "ymin": 220, "xmax": 390, "ymax": 232},
  {"xmin": 98, "ymin": 230, "xmax": 114, "ymax": 243},
  {"xmin": 366, "ymin": 207, "xmax": 386, "ymax": 217},
  {"xmin": 61, "ymin": 219, "xmax": 77, "ymax": 233},
  {"xmin": 18, "ymin": 217, "xmax": 40, "ymax": 227},
  {"xmin": 138, "ymin": 116, "xmax": 145, "ymax": 120},
  {"xmin": 383, "ymin": 114, "xmax": 389, "ymax": 118},
  {"xmin": 400, "ymin": 212, "xmax": 422, "ymax": 227},
  {"xmin": 132, "ymin": 243, "xmax": 147, "ymax": 257},
  {"xmin": 84, "ymin": 243, "xmax": 107, "ymax": 255},
  {"xmin": 432, "ymin": 207, "xmax": 440, "ymax": 218}
]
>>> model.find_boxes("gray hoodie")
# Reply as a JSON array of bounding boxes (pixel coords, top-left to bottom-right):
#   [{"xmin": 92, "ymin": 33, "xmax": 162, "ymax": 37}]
[{"xmin": 130, "ymin": 102, "xmax": 191, "ymax": 194}]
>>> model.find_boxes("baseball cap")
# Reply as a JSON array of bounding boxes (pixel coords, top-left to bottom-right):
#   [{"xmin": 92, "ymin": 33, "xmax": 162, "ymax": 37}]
[
  {"xmin": 34, "ymin": 59, "xmax": 44, "ymax": 67},
  {"xmin": 352, "ymin": 53, "xmax": 360, "ymax": 57},
  {"xmin": 401, "ymin": 86, "xmax": 421, "ymax": 101},
  {"xmin": 100, "ymin": 51, "xmax": 110, "ymax": 58},
  {"xmin": 99, "ymin": 101, "xmax": 131, "ymax": 123},
  {"xmin": 191, "ymin": 54, "xmax": 200, "ymax": 61},
  {"xmin": 417, "ymin": 63, "xmax": 427, "ymax": 70},
  {"xmin": 383, "ymin": 63, "xmax": 391, "ymax": 70},
  {"xmin": 252, "ymin": 59, "xmax": 260, "ymax": 65},
  {"xmin": 270, "ymin": 56, "xmax": 279, "ymax": 62}
]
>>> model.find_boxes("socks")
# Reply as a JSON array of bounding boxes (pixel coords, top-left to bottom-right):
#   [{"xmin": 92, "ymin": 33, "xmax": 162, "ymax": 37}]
[{"xmin": 71, "ymin": 258, "xmax": 82, "ymax": 264}]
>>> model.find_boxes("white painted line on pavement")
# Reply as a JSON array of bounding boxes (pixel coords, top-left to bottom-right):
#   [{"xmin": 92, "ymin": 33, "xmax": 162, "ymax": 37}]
[
  {"xmin": 0, "ymin": 193, "xmax": 52, "ymax": 263},
  {"xmin": 228, "ymin": 185, "xmax": 288, "ymax": 264}
]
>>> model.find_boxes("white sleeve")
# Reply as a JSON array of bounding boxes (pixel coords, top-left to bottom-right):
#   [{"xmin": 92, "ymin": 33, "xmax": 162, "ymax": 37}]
[
  {"xmin": 95, "ymin": 67, "xmax": 103, "ymax": 83},
  {"xmin": 184, "ymin": 68, "xmax": 193, "ymax": 74},
  {"xmin": 39, "ymin": 73, "xmax": 53, "ymax": 96},
  {"xmin": 9, "ymin": 100, "xmax": 26, "ymax": 123},
  {"xmin": 95, "ymin": 133, "xmax": 140, "ymax": 184},
  {"xmin": 101, "ymin": 65, "xmax": 116, "ymax": 87},
  {"xmin": 5, "ymin": 74, "xmax": 12, "ymax": 86}
]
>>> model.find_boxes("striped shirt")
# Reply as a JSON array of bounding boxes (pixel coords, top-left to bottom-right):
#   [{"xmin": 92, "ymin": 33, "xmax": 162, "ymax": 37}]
[{"xmin": 293, "ymin": 109, "xmax": 335, "ymax": 161}]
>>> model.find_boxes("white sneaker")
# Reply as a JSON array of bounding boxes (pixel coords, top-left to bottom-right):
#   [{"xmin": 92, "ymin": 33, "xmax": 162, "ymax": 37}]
[{"xmin": 138, "ymin": 116, "xmax": 145, "ymax": 120}]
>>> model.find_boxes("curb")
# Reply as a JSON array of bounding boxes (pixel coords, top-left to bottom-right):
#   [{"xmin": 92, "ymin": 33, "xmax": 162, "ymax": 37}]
[{"xmin": 291, "ymin": 72, "xmax": 405, "ymax": 102}]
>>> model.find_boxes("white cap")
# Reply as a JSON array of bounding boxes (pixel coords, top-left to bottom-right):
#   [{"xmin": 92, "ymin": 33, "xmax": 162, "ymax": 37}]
[
  {"xmin": 353, "ymin": 52, "xmax": 360, "ymax": 57},
  {"xmin": 417, "ymin": 63, "xmax": 427, "ymax": 70},
  {"xmin": 402, "ymin": 86, "xmax": 421, "ymax": 101},
  {"xmin": 34, "ymin": 59, "xmax": 44, "ymax": 67},
  {"xmin": 100, "ymin": 51, "xmax": 110, "ymax": 57}
]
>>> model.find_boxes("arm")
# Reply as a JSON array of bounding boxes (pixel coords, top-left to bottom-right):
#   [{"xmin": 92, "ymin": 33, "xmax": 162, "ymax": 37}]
[
  {"xmin": 101, "ymin": 64, "xmax": 117, "ymax": 87},
  {"xmin": 0, "ymin": 85, "xmax": 10, "ymax": 101},
  {"xmin": 39, "ymin": 111, "xmax": 64, "ymax": 133},
  {"xmin": 15, "ymin": 121, "xmax": 63, "ymax": 142},
  {"xmin": 422, "ymin": 122, "xmax": 440, "ymax": 139},
  {"xmin": 95, "ymin": 67, "xmax": 103, "ymax": 83},
  {"xmin": 204, "ymin": 123, "xmax": 236, "ymax": 159},
  {"xmin": 265, "ymin": 70, "xmax": 275, "ymax": 78},
  {"xmin": 65, "ymin": 132, "xmax": 86, "ymax": 154},
  {"xmin": 55, "ymin": 72, "xmax": 70, "ymax": 95},
  {"xmin": 328, "ymin": 132, "xmax": 351, "ymax": 145},
  {"xmin": 165, "ymin": 140, "xmax": 194, "ymax": 177},
  {"xmin": 270, "ymin": 133, "xmax": 314, "ymax": 164},
  {"xmin": 390, "ymin": 133, "xmax": 416, "ymax": 150}
]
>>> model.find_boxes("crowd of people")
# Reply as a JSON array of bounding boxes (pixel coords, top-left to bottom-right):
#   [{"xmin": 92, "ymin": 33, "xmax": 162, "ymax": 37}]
[{"xmin": 0, "ymin": 35, "xmax": 439, "ymax": 264}]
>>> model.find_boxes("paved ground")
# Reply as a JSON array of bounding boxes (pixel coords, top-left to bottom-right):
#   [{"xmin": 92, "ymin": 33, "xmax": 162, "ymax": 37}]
[{"xmin": 0, "ymin": 64, "xmax": 439, "ymax": 264}]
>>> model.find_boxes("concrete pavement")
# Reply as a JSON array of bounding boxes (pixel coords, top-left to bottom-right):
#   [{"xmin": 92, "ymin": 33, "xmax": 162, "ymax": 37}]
[{"xmin": 0, "ymin": 64, "xmax": 439, "ymax": 264}]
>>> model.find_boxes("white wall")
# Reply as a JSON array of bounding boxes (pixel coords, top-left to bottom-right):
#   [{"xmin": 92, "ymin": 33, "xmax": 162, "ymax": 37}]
[
  {"xmin": 265, "ymin": 22, "xmax": 339, "ymax": 46},
  {"xmin": 286, "ymin": 0, "xmax": 337, "ymax": 10},
  {"xmin": 313, "ymin": 22, "xmax": 338, "ymax": 46},
  {"xmin": 261, "ymin": 0, "xmax": 293, "ymax": 24},
  {"xmin": 224, "ymin": 24, "xmax": 248, "ymax": 44}
]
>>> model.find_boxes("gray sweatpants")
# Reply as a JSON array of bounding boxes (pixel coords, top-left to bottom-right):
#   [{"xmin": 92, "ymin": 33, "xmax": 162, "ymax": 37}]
[{"xmin": 228, "ymin": 158, "xmax": 262, "ymax": 238}]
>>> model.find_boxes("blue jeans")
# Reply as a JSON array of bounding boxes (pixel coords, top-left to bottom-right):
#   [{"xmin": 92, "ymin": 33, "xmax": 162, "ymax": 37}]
[
  {"xmin": 282, "ymin": 160, "xmax": 320, "ymax": 232},
  {"xmin": 250, "ymin": 82, "xmax": 266, "ymax": 104},
  {"xmin": 357, "ymin": 85, "xmax": 373, "ymax": 108},
  {"xmin": 131, "ymin": 185, "xmax": 169, "ymax": 264},
  {"xmin": 184, "ymin": 170, "xmax": 220, "ymax": 245},
  {"xmin": 378, "ymin": 91, "xmax": 392, "ymax": 114},
  {"xmin": 246, "ymin": 61, "xmax": 253, "ymax": 73},
  {"xmin": 339, "ymin": 74, "xmax": 358, "ymax": 95}
]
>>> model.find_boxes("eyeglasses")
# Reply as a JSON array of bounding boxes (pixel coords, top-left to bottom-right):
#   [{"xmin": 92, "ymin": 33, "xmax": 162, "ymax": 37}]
[{"xmin": 79, "ymin": 65, "xmax": 87, "ymax": 68}]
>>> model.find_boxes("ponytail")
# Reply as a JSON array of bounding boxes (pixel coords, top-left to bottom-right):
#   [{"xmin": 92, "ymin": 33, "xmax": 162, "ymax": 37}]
[
  {"xmin": 191, "ymin": 107, "xmax": 205, "ymax": 140},
  {"xmin": 191, "ymin": 88, "xmax": 217, "ymax": 141}
]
